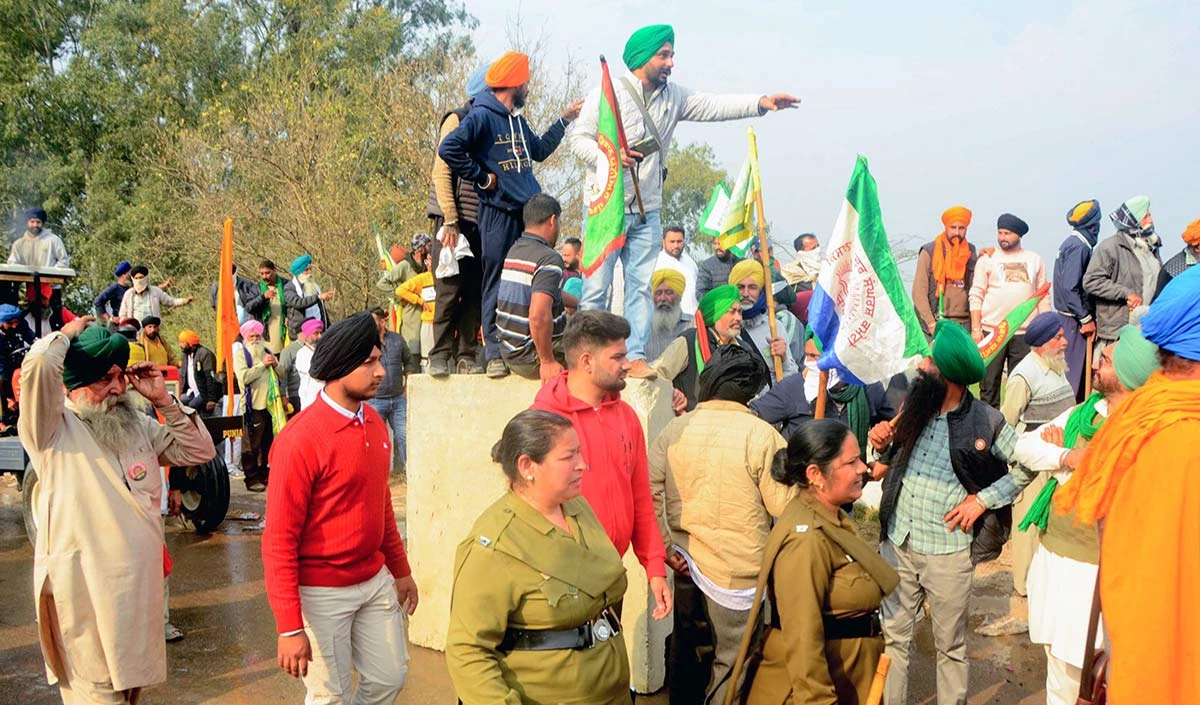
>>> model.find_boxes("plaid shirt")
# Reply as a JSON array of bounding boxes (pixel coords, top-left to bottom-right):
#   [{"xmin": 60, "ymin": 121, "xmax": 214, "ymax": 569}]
[{"xmin": 886, "ymin": 413, "xmax": 1026, "ymax": 555}]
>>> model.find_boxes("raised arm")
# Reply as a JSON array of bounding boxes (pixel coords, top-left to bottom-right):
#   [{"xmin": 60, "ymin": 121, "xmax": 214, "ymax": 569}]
[
  {"xmin": 525, "ymin": 115, "xmax": 569, "ymax": 163},
  {"xmin": 16, "ymin": 332, "xmax": 70, "ymax": 451},
  {"xmin": 677, "ymin": 85, "xmax": 765, "ymax": 123},
  {"xmin": 565, "ymin": 87, "xmax": 603, "ymax": 167}
]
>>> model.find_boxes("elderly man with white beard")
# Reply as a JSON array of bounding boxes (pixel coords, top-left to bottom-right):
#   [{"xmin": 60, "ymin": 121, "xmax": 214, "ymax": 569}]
[
  {"xmin": 646, "ymin": 268, "xmax": 694, "ymax": 363},
  {"xmin": 234, "ymin": 319, "xmax": 279, "ymax": 492},
  {"xmin": 19, "ymin": 316, "xmax": 215, "ymax": 704},
  {"xmin": 975, "ymin": 311, "xmax": 1078, "ymax": 637},
  {"xmin": 727, "ymin": 259, "xmax": 802, "ymax": 378}
]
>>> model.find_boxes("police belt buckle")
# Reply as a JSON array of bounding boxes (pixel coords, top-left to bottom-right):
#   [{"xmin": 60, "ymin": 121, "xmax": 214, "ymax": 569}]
[{"xmin": 588, "ymin": 606, "xmax": 621, "ymax": 645}]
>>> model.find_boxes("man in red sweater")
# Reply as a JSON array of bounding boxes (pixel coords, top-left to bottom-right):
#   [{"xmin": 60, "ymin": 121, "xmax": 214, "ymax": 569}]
[
  {"xmin": 532, "ymin": 309, "xmax": 672, "ymax": 620},
  {"xmin": 262, "ymin": 311, "xmax": 419, "ymax": 704}
]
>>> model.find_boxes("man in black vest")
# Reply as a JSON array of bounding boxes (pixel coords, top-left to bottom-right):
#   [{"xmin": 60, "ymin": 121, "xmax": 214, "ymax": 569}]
[{"xmin": 867, "ymin": 319, "xmax": 1034, "ymax": 705}]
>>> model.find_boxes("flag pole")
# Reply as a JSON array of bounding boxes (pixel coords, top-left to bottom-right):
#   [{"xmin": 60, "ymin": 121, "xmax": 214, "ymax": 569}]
[
  {"xmin": 600, "ymin": 55, "xmax": 646, "ymax": 225},
  {"xmin": 814, "ymin": 371, "xmax": 829, "ymax": 419},
  {"xmin": 220, "ymin": 218, "xmax": 237, "ymax": 417},
  {"xmin": 748, "ymin": 126, "xmax": 784, "ymax": 381},
  {"xmin": 1083, "ymin": 334, "xmax": 1094, "ymax": 397}
]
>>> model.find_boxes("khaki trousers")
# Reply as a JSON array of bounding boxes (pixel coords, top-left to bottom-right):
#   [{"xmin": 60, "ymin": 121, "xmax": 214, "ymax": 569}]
[
  {"xmin": 299, "ymin": 566, "xmax": 410, "ymax": 705},
  {"xmin": 880, "ymin": 539, "xmax": 973, "ymax": 705},
  {"xmin": 1010, "ymin": 473, "xmax": 1046, "ymax": 596}
]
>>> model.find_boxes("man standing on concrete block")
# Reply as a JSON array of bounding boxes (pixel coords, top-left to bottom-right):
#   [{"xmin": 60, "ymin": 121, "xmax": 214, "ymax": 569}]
[
  {"xmin": 264, "ymin": 312, "xmax": 418, "ymax": 705},
  {"xmin": 569, "ymin": 24, "xmax": 798, "ymax": 380},
  {"xmin": 532, "ymin": 309, "xmax": 672, "ymax": 622}
]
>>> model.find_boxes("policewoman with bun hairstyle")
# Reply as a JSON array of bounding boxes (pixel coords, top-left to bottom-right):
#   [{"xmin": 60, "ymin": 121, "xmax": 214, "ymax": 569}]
[
  {"xmin": 447, "ymin": 409, "xmax": 631, "ymax": 705},
  {"xmin": 725, "ymin": 419, "xmax": 899, "ymax": 705}
]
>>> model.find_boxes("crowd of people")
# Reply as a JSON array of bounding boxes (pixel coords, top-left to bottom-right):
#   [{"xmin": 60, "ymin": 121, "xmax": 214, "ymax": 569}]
[{"xmin": 7, "ymin": 19, "xmax": 1200, "ymax": 705}]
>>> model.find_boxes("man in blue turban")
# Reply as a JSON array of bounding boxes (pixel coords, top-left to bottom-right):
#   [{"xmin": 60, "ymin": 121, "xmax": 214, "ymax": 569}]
[
  {"xmin": 567, "ymin": 24, "xmax": 799, "ymax": 380},
  {"xmin": 284, "ymin": 254, "xmax": 333, "ymax": 339}
]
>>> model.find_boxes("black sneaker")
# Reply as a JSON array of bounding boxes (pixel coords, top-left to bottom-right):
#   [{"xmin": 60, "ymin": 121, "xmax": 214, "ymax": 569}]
[
  {"xmin": 486, "ymin": 359, "xmax": 509, "ymax": 378},
  {"xmin": 428, "ymin": 358, "xmax": 451, "ymax": 378}
]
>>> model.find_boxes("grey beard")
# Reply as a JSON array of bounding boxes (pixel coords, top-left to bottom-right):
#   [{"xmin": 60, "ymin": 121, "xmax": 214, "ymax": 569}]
[
  {"xmin": 1043, "ymin": 351, "xmax": 1069, "ymax": 375},
  {"xmin": 76, "ymin": 391, "xmax": 150, "ymax": 456},
  {"xmin": 652, "ymin": 304, "xmax": 682, "ymax": 333},
  {"xmin": 247, "ymin": 342, "xmax": 266, "ymax": 360}
]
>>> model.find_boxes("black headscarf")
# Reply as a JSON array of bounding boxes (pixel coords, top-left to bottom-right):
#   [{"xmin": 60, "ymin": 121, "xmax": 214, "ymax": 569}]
[
  {"xmin": 697, "ymin": 343, "xmax": 768, "ymax": 405},
  {"xmin": 309, "ymin": 312, "xmax": 380, "ymax": 382}
]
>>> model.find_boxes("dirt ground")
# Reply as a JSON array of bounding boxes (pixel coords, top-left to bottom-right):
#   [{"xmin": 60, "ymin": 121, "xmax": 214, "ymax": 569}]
[{"xmin": 0, "ymin": 475, "xmax": 1046, "ymax": 704}]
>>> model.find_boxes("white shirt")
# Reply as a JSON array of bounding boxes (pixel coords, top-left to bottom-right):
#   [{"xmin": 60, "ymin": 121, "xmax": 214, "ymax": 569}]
[
  {"xmin": 318, "ymin": 388, "xmax": 364, "ymax": 422},
  {"xmin": 296, "ymin": 345, "xmax": 321, "ymax": 410},
  {"xmin": 654, "ymin": 249, "xmax": 699, "ymax": 315}
]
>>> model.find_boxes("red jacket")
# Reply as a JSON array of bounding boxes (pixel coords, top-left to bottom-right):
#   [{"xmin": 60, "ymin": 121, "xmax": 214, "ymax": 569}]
[{"xmin": 532, "ymin": 374, "xmax": 667, "ymax": 578}]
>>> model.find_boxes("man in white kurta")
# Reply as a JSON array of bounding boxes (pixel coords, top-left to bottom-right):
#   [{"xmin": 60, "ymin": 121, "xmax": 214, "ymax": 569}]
[
  {"xmin": 1010, "ymin": 327, "xmax": 1159, "ymax": 705},
  {"xmin": 653, "ymin": 226, "xmax": 699, "ymax": 315},
  {"xmin": 19, "ymin": 318, "xmax": 215, "ymax": 704}
]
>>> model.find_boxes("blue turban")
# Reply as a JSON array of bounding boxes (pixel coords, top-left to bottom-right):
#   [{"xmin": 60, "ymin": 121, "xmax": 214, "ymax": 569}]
[
  {"xmin": 1141, "ymin": 264, "xmax": 1200, "ymax": 361},
  {"xmin": 0, "ymin": 304, "xmax": 20, "ymax": 324},
  {"xmin": 114, "ymin": 261, "xmax": 132, "ymax": 277},
  {"xmin": 289, "ymin": 254, "xmax": 313, "ymax": 276},
  {"xmin": 1024, "ymin": 312, "xmax": 1063, "ymax": 347},
  {"xmin": 466, "ymin": 65, "xmax": 489, "ymax": 99},
  {"xmin": 25, "ymin": 207, "xmax": 47, "ymax": 222}
]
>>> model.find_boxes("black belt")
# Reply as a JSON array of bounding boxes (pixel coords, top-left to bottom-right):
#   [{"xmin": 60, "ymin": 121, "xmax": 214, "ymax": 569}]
[
  {"xmin": 499, "ymin": 607, "xmax": 621, "ymax": 652},
  {"xmin": 770, "ymin": 610, "xmax": 882, "ymax": 640}
]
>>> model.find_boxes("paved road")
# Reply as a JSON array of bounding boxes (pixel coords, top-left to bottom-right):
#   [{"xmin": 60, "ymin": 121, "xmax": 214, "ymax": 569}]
[{"xmin": 0, "ymin": 477, "xmax": 1045, "ymax": 704}]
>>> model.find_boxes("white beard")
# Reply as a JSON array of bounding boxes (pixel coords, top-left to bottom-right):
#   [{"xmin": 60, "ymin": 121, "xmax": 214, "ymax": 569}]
[
  {"xmin": 1043, "ymin": 351, "xmax": 1069, "ymax": 376},
  {"xmin": 652, "ymin": 304, "xmax": 682, "ymax": 334},
  {"xmin": 76, "ymin": 391, "xmax": 151, "ymax": 456}
]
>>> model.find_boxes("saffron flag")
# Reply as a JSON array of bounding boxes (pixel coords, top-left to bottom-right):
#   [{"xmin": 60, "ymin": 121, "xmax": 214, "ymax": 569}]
[
  {"xmin": 808, "ymin": 156, "xmax": 930, "ymax": 385},
  {"xmin": 215, "ymin": 218, "xmax": 240, "ymax": 414},
  {"xmin": 580, "ymin": 56, "xmax": 627, "ymax": 276},
  {"xmin": 977, "ymin": 283, "xmax": 1052, "ymax": 364},
  {"xmin": 697, "ymin": 127, "xmax": 761, "ymax": 252}
]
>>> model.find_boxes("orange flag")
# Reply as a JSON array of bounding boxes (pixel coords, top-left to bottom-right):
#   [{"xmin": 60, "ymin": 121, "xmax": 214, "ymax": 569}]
[{"xmin": 215, "ymin": 218, "xmax": 240, "ymax": 415}]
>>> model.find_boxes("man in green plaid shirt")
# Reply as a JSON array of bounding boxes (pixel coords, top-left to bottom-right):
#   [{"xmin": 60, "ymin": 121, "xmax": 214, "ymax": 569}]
[{"xmin": 870, "ymin": 320, "xmax": 1035, "ymax": 705}]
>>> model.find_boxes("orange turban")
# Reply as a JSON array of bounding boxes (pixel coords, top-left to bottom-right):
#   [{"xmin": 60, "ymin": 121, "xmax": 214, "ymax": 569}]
[
  {"xmin": 1182, "ymin": 218, "xmax": 1200, "ymax": 247},
  {"xmin": 941, "ymin": 206, "xmax": 973, "ymax": 228},
  {"xmin": 486, "ymin": 51, "xmax": 530, "ymax": 89},
  {"xmin": 178, "ymin": 330, "xmax": 200, "ymax": 346}
]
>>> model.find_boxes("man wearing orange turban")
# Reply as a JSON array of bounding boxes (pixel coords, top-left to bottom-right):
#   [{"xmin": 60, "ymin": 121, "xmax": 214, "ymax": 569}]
[
  {"xmin": 1153, "ymin": 217, "xmax": 1200, "ymax": 298},
  {"xmin": 439, "ymin": 51, "xmax": 584, "ymax": 379},
  {"xmin": 911, "ymin": 206, "xmax": 978, "ymax": 337},
  {"xmin": 178, "ymin": 330, "xmax": 220, "ymax": 415}
]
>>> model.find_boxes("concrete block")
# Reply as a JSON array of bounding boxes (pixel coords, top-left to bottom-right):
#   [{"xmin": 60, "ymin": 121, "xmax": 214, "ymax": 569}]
[{"xmin": 406, "ymin": 373, "xmax": 676, "ymax": 693}]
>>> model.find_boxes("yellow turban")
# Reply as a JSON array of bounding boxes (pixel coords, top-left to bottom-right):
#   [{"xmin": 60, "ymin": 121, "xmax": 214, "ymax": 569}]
[
  {"xmin": 728, "ymin": 259, "xmax": 766, "ymax": 288},
  {"xmin": 941, "ymin": 206, "xmax": 973, "ymax": 228},
  {"xmin": 485, "ymin": 51, "xmax": 530, "ymax": 89},
  {"xmin": 178, "ymin": 329, "xmax": 201, "ymax": 346},
  {"xmin": 651, "ymin": 269, "xmax": 686, "ymax": 296},
  {"xmin": 1182, "ymin": 218, "xmax": 1200, "ymax": 247}
]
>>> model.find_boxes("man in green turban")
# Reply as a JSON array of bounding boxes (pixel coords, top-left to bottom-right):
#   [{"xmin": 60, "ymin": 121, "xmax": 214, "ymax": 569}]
[
  {"xmin": 866, "ymin": 318, "xmax": 1035, "ymax": 705},
  {"xmin": 18, "ymin": 316, "xmax": 215, "ymax": 704},
  {"xmin": 568, "ymin": 24, "xmax": 799, "ymax": 380}
]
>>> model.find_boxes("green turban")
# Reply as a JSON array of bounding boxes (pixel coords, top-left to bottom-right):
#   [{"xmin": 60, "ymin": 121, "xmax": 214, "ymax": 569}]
[
  {"xmin": 1112, "ymin": 324, "xmax": 1160, "ymax": 390},
  {"xmin": 623, "ymin": 24, "xmax": 674, "ymax": 70},
  {"xmin": 804, "ymin": 324, "xmax": 824, "ymax": 354},
  {"xmin": 698, "ymin": 285, "xmax": 740, "ymax": 326},
  {"xmin": 64, "ymin": 326, "xmax": 130, "ymax": 391},
  {"xmin": 931, "ymin": 319, "xmax": 985, "ymax": 385}
]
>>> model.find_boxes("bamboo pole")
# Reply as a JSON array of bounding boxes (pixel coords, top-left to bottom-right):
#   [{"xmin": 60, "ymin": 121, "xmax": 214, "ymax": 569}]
[{"xmin": 748, "ymin": 127, "xmax": 784, "ymax": 382}]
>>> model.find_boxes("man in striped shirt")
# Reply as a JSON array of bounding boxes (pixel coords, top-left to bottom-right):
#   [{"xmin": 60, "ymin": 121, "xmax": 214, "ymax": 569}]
[{"xmin": 496, "ymin": 194, "xmax": 577, "ymax": 384}]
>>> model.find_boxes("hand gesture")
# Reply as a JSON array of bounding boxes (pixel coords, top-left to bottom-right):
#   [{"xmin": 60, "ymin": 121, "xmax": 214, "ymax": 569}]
[
  {"xmin": 278, "ymin": 632, "xmax": 312, "ymax": 678},
  {"xmin": 944, "ymin": 494, "xmax": 986, "ymax": 533},
  {"xmin": 262, "ymin": 354, "xmax": 278, "ymax": 368},
  {"xmin": 264, "ymin": 287, "xmax": 277, "ymax": 300},
  {"xmin": 394, "ymin": 574, "xmax": 419, "ymax": 615},
  {"xmin": 61, "ymin": 315, "xmax": 96, "ymax": 340},
  {"xmin": 184, "ymin": 296, "xmax": 195, "ymax": 305},
  {"xmin": 1080, "ymin": 321, "xmax": 1097, "ymax": 336},
  {"xmin": 562, "ymin": 98, "xmax": 584, "ymax": 123},
  {"xmin": 867, "ymin": 420, "xmax": 894, "ymax": 452},
  {"xmin": 1126, "ymin": 293, "xmax": 1143, "ymax": 309},
  {"xmin": 1040, "ymin": 425, "xmax": 1065, "ymax": 447},
  {"xmin": 319, "ymin": 290, "xmax": 335, "ymax": 302},
  {"xmin": 160, "ymin": 277, "xmax": 175, "ymax": 290},
  {"xmin": 125, "ymin": 362, "xmax": 171, "ymax": 407},
  {"xmin": 759, "ymin": 93, "xmax": 801, "ymax": 111},
  {"xmin": 620, "ymin": 148, "xmax": 644, "ymax": 168},
  {"xmin": 767, "ymin": 336, "xmax": 788, "ymax": 359},
  {"xmin": 649, "ymin": 576, "xmax": 672, "ymax": 620}
]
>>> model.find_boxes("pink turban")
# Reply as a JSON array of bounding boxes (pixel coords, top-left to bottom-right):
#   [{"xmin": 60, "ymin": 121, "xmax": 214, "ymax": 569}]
[
  {"xmin": 240, "ymin": 320, "xmax": 264, "ymax": 338},
  {"xmin": 301, "ymin": 318, "xmax": 325, "ymax": 337}
]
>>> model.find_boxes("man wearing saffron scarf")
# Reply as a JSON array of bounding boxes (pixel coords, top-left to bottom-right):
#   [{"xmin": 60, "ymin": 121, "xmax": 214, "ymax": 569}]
[
  {"xmin": 912, "ymin": 207, "xmax": 978, "ymax": 337},
  {"xmin": 1012, "ymin": 325, "xmax": 1159, "ymax": 705},
  {"xmin": 1053, "ymin": 199, "xmax": 1103, "ymax": 400},
  {"xmin": 1055, "ymin": 265, "xmax": 1200, "ymax": 705}
]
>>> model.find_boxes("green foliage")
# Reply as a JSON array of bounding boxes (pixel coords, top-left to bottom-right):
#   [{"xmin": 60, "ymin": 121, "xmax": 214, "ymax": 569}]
[{"xmin": 660, "ymin": 142, "xmax": 727, "ymax": 252}]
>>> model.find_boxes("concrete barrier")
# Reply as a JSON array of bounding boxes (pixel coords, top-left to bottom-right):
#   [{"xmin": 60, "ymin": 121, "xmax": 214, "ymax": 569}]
[{"xmin": 406, "ymin": 373, "xmax": 676, "ymax": 693}]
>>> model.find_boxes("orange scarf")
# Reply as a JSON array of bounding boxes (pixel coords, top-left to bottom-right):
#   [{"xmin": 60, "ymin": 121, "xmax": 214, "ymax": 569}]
[
  {"xmin": 930, "ymin": 232, "xmax": 971, "ymax": 296},
  {"xmin": 1055, "ymin": 372, "xmax": 1200, "ymax": 524}
]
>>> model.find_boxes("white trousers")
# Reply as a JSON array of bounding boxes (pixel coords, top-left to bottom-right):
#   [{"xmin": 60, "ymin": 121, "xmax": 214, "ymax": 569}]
[
  {"xmin": 299, "ymin": 566, "xmax": 409, "ymax": 705},
  {"xmin": 1045, "ymin": 645, "xmax": 1083, "ymax": 705}
]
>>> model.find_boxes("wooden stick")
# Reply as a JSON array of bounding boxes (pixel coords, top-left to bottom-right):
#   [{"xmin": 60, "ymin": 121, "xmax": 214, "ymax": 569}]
[
  {"xmin": 629, "ymin": 167, "xmax": 647, "ymax": 224},
  {"xmin": 1083, "ymin": 334, "xmax": 1094, "ymax": 397},
  {"xmin": 814, "ymin": 371, "xmax": 829, "ymax": 419},
  {"xmin": 748, "ymin": 129, "xmax": 783, "ymax": 382},
  {"xmin": 865, "ymin": 654, "xmax": 892, "ymax": 705}
]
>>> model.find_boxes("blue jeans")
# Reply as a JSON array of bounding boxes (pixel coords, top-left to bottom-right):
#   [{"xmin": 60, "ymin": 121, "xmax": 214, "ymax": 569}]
[
  {"xmin": 367, "ymin": 395, "xmax": 406, "ymax": 472},
  {"xmin": 580, "ymin": 209, "xmax": 660, "ymax": 361}
]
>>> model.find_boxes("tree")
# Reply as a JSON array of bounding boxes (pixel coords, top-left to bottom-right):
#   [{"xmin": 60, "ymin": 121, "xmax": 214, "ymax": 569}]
[{"xmin": 660, "ymin": 142, "xmax": 727, "ymax": 251}]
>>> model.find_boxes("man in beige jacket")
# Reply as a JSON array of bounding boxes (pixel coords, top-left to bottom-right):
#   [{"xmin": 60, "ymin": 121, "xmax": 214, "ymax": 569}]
[
  {"xmin": 20, "ymin": 316, "xmax": 215, "ymax": 704},
  {"xmin": 650, "ymin": 343, "xmax": 795, "ymax": 705}
]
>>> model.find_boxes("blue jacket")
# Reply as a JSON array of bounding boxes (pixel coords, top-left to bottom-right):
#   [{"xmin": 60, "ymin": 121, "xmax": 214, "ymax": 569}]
[
  {"xmin": 93, "ymin": 281, "xmax": 129, "ymax": 318},
  {"xmin": 1052, "ymin": 229, "xmax": 1097, "ymax": 323},
  {"xmin": 438, "ymin": 91, "xmax": 568, "ymax": 213}
]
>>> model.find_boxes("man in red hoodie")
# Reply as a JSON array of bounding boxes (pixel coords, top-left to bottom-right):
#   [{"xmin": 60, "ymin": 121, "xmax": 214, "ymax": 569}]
[
  {"xmin": 263, "ymin": 312, "xmax": 418, "ymax": 704},
  {"xmin": 533, "ymin": 309, "xmax": 672, "ymax": 620}
]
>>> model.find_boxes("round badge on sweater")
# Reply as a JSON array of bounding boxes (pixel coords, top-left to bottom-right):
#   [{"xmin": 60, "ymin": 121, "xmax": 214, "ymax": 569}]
[
  {"xmin": 127, "ymin": 462, "xmax": 148, "ymax": 482},
  {"xmin": 974, "ymin": 438, "xmax": 987, "ymax": 451}
]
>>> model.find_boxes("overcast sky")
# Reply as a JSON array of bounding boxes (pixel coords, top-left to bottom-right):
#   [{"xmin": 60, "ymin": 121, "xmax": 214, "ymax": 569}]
[{"xmin": 464, "ymin": 0, "xmax": 1199, "ymax": 266}]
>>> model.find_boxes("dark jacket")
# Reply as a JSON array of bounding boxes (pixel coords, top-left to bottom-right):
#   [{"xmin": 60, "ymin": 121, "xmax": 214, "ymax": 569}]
[
  {"xmin": 284, "ymin": 278, "xmax": 329, "ymax": 339},
  {"xmin": 242, "ymin": 276, "xmax": 286, "ymax": 324},
  {"xmin": 209, "ymin": 274, "xmax": 261, "ymax": 312},
  {"xmin": 1154, "ymin": 247, "xmax": 1196, "ymax": 299},
  {"xmin": 1082, "ymin": 232, "xmax": 1162, "ymax": 339},
  {"xmin": 672, "ymin": 327, "xmax": 768, "ymax": 412},
  {"xmin": 376, "ymin": 330, "xmax": 412, "ymax": 399},
  {"xmin": 1051, "ymin": 229, "xmax": 1097, "ymax": 324},
  {"xmin": 750, "ymin": 376, "xmax": 894, "ymax": 442},
  {"xmin": 695, "ymin": 253, "xmax": 742, "ymax": 302},
  {"xmin": 878, "ymin": 392, "xmax": 1012, "ymax": 565},
  {"xmin": 427, "ymin": 103, "xmax": 482, "ymax": 225},
  {"xmin": 0, "ymin": 321, "xmax": 35, "ymax": 379},
  {"xmin": 93, "ymin": 281, "xmax": 129, "ymax": 319},
  {"xmin": 181, "ymin": 344, "xmax": 222, "ymax": 414},
  {"xmin": 437, "ymin": 91, "xmax": 568, "ymax": 213}
]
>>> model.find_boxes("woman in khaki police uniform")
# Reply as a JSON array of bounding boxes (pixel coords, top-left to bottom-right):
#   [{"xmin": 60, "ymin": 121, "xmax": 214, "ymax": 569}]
[
  {"xmin": 447, "ymin": 409, "xmax": 631, "ymax": 704},
  {"xmin": 726, "ymin": 419, "xmax": 900, "ymax": 705}
]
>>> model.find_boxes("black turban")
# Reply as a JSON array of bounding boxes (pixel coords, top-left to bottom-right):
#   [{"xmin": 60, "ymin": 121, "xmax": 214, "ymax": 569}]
[
  {"xmin": 130, "ymin": 265, "xmax": 149, "ymax": 278},
  {"xmin": 25, "ymin": 207, "xmax": 47, "ymax": 222},
  {"xmin": 309, "ymin": 312, "xmax": 380, "ymax": 382},
  {"xmin": 997, "ymin": 213, "xmax": 1029, "ymax": 237},
  {"xmin": 141, "ymin": 315, "xmax": 161, "ymax": 327},
  {"xmin": 697, "ymin": 343, "xmax": 768, "ymax": 405}
]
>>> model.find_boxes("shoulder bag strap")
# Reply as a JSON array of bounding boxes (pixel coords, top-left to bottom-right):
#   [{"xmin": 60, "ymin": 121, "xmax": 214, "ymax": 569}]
[
  {"xmin": 1077, "ymin": 569, "xmax": 1103, "ymax": 701},
  {"xmin": 619, "ymin": 76, "xmax": 664, "ymax": 147}
]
